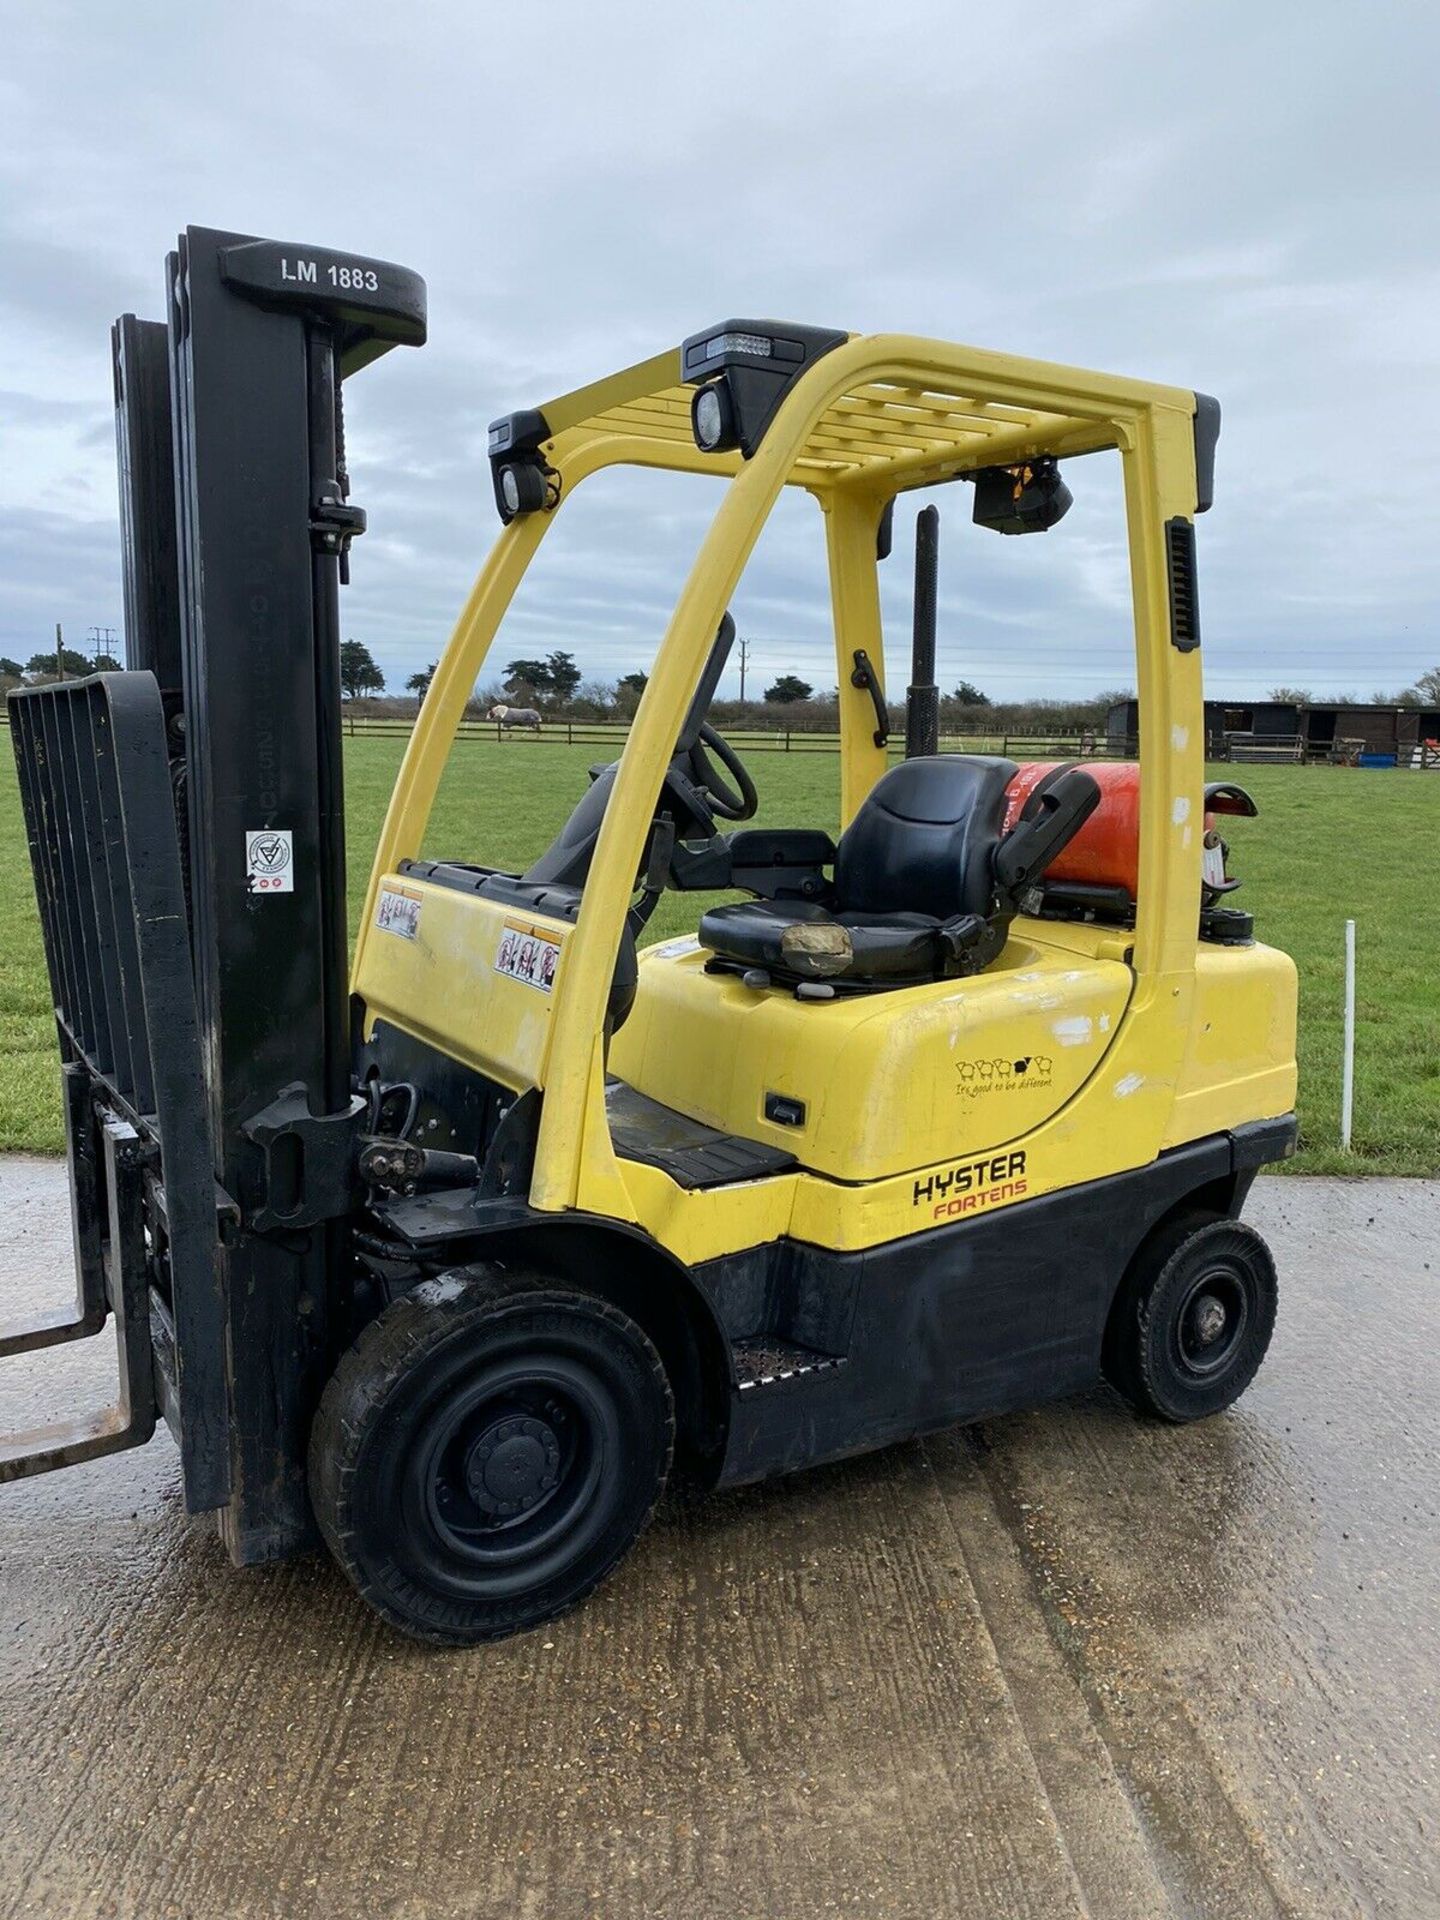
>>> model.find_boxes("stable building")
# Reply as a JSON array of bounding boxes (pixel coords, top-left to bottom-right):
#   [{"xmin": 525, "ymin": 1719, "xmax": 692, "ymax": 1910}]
[{"xmin": 1105, "ymin": 698, "xmax": 1440, "ymax": 764}]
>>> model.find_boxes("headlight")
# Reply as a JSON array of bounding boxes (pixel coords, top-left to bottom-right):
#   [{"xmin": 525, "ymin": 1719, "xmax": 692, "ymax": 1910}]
[{"xmin": 691, "ymin": 379, "xmax": 739, "ymax": 454}]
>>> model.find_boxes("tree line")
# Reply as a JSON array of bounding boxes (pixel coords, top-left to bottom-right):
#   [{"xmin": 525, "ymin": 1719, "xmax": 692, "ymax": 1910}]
[
  {"xmin": 9, "ymin": 641, "xmax": 1435, "ymax": 722},
  {"xmin": 1, "ymin": 647, "xmax": 123, "ymax": 686},
  {"xmin": 339, "ymin": 639, "xmax": 1005, "ymax": 716},
  {"xmin": 1268, "ymin": 671, "xmax": 1440, "ymax": 709}
]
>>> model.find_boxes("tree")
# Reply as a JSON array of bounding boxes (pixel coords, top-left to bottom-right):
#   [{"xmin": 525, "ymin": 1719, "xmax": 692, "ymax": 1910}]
[
  {"xmin": 92, "ymin": 653, "xmax": 121, "ymax": 672},
  {"xmin": 0, "ymin": 656, "xmax": 24, "ymax": 679},
  {"xmin": 545, "ymin": 649, "xmax": 581, "ymax": 703},
  {"xmin": 27, "ymin": 647, "xmax": 94, "ymax": 678},
  {"xmin": 503, "ymin": 658, "xmax": 550, "ymax": 699},
  {"xmin": 764, "ymin": 674, "xmax": 813, "ymax": 704},
  {"xmin": 339, "ymin": 638, "xmax": 385, "ymax": 699},
  {"xmin": 502, "ymin": 650, "xmax": 583, "ymax": 707},
  {"xmin": 952, "ymin": 680, "xmax": 991, "ymax": 707},
  {"xmin": 612, "ymin": 670, "xmax": 648, "ymax": 719},
  {"xmin": 406, "ymin": 662, "xmax": 437, "ymax": 700},
  {"xmin": 1267, "ymin": 686, "xmax": 1312, "ymax": 704},
  {"xmin": 1407, "ymin": 665, "xmax": 1440, "ymax": 705}
]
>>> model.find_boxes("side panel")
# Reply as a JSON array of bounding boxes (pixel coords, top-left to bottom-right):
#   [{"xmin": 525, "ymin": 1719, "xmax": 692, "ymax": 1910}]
[
  {"xmin": 354, "ymin": 874, "xmax": 569, "ymax": 1092},
  {"xmin": 715, "ymin": 1134, "xmax": 1244, "ymax": 1487},
  {"xmin": 611, "ymin": 934, "xmax": 1134, "ymax": 1183},
  {"xmin": 1162, "ymin": 942, "xmax": 1298, "ymax": 1149}
]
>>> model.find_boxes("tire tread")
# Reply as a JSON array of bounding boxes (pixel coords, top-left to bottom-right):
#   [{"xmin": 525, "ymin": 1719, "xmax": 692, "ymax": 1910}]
[{"xmin": 309, "ymin": 1268, "xmax": 674, "ymax": 1645}]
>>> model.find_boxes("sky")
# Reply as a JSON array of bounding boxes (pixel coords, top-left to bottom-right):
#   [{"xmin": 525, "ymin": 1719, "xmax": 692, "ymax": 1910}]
[{"xmin": 2, "ymin": 0, "xmax": 1437, "ymax": 705}]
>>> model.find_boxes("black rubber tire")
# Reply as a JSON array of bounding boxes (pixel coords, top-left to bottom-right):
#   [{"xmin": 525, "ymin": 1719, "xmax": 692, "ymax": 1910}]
[
  {"xmin": 1102, "ymin": 1210, "xmax": 1215, "ymax": 1407},
  {"xmin": 309, "ymin": 1268, "xmax": 674, "ymax": 1645},
  {"xmin": 1104, "ymin": 1216, "xmax": 1278, "ymax": 1424}
]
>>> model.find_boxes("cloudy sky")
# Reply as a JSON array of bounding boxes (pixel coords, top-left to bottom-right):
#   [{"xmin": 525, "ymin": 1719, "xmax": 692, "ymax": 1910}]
[{"xmin": 2, "ymin": 0, "xmax": 1436, "ymax": 704}]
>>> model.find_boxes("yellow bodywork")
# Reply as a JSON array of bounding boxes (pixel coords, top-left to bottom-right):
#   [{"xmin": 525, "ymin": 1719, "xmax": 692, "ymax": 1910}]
[{"xmin": 352, "ymin": 328, "xmax": 1298, "ymax": 1272}]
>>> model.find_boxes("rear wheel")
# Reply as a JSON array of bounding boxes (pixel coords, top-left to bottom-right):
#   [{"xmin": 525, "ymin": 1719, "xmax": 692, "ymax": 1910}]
[
  {"xmin": 1104, "ymin": 1216, "xmax": 1278, "ymax": 1423},
  {"xmin": 309, "ymin": 1268, "xmax": 674, "ymax": 1644}
]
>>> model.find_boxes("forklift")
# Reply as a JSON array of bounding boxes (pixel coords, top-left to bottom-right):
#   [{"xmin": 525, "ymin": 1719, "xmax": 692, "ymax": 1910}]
[{"xmin": 3, "ymin": 229, "xmax": 1297, "ymax": 1644}]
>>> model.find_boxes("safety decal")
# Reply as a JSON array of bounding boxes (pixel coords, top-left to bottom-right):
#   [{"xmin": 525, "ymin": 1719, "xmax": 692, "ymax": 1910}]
[
  {"xmin": 375, "ymin": 885, "xmax": 423, "ymax": 941},
  {"xmin": 913, "ymin": 1150, "xmax": 1028, "ymax": 1221},
  {"xmin": 245, "ymin": 828, "xmax": 293, "ymax": 894},
  {"xmin": 495, "ymin": 919, "xmax": 561, "ymax": 994}
]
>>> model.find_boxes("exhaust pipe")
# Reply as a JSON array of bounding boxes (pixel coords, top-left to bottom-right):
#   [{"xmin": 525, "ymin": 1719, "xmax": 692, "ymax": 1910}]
[{"xmin": 906, "ymin": 504, "xmax": 940, "ymax": 759}]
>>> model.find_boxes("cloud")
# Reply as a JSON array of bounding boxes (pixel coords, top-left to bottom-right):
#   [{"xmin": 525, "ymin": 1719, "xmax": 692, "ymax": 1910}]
[{"xmin": 1, "ymin": 0, "xmax": 1436, "ymax": 702}]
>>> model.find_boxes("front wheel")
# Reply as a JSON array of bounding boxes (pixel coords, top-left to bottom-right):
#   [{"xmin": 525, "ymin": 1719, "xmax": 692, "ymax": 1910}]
[
  {"xmin": 1104, "ymin": 1217, "xmax": 1278, "ymax": 1423},
  {"xmin": 309, "ymin": 1269, "xmax": 674, "ymax": 1644}
]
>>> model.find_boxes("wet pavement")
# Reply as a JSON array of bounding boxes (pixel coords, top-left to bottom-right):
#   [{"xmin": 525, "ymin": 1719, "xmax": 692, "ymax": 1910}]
[{"xmin": 1, "ymin": 1155, "xmax": 1436, "ymax": 1919}]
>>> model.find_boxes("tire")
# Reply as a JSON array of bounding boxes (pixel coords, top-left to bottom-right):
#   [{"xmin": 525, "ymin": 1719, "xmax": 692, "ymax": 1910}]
[
  {"xmin": 1104, "ymin": 1217, "xmax": 1278, "ymax": 1424},
  {"xmin": 309, "ymin": 1268, "xmax": 675, "ymax": 1645},
  {"xmin": 1101, "ymin": 1209, "xmax": 1216, "ymax": 1406}
]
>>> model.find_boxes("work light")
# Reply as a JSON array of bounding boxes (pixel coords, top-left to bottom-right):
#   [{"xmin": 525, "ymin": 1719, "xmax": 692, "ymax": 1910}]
[
  {"xmin": 971, "ymin": 457, "xmax": 1073, "ymax": 535},
  {"xmin": 498, "ymin": 461, "xmax": 548, "ymax": 518},
  {"xmin": 691, "ymin": 379, "xmax": 739, "ymax": 454}
]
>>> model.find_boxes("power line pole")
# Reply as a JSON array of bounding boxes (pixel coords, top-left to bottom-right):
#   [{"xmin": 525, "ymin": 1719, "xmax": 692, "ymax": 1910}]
[
  {"xmin": 738, "ymin": 635, "xmax": 751, "ymax": 701},
  {"xmin": 55, "ymin": 621, "xmax": 65, "ymax": 681},
  {"xmin": 88, "ymin": 624, "xmax": 116, "ymax": 668}
]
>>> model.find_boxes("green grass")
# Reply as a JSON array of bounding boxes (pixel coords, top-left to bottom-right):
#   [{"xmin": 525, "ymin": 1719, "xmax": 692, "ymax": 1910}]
[{"xmin": 3, "ymin": 738, "xmax": 1436, "ymax": 1172}]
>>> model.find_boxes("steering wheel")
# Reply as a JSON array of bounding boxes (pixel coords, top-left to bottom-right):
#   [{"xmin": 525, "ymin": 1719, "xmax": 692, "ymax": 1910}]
[
  {"xmin": 522, "ymin": 613, "xmax": 759, "ymax": 891},
  {"xmin": 684, "ymin": 721, "xmax": 758, "ymax": 822}
]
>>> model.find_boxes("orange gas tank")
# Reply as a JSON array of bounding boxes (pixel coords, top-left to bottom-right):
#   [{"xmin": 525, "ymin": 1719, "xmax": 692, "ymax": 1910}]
[
  {"xmin": 1004, "ymin": 764, "xmax": 1255, "ymax": 899},
  {"xmin": 1003, "ymin": 761, "xmax": 1148, "ymax": 897}
]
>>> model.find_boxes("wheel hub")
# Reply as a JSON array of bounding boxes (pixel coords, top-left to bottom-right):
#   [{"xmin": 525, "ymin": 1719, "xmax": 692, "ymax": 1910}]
[
  {"xmin": 1190, "ymin": 1293, "xmax": 1227, "ymax": 1348},
  {"xmin": 465, "ymin": 1415, "xmax": 562, "ymax": 1518}
]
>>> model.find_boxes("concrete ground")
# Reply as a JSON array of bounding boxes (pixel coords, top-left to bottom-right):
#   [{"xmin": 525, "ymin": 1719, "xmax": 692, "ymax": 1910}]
[{"xmin": 0, "ymin": 1158, "xmax": 1435, "ymax": 1920}]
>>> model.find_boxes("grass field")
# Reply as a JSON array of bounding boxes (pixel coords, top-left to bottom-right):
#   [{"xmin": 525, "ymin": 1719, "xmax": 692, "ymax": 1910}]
[{"xmin": 2, "ymin": 736, "xmax": 1436, "ymax": 1172}]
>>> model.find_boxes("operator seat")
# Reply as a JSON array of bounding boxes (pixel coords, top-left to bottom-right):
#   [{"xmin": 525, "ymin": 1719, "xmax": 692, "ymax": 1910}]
[{"xmin": 698, "ymin": 755, "xmax": 1100, "ymax": 987}]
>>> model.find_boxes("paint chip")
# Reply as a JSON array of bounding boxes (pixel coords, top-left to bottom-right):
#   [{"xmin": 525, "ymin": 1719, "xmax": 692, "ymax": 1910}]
[{"xmin": 1052, "ymin": 1015, "xmax": 1094, "ymax": 1047}]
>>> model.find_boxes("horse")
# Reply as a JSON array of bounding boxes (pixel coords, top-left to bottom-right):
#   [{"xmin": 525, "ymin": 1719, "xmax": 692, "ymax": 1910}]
[{"xmin": 487, "ymin": 703, "xmax": 543, "ymax": 730}]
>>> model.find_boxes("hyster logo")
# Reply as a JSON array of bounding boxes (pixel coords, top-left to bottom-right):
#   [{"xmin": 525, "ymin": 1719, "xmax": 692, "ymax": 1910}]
[{"xmin": 913, "ymin": 1150, "xmax": 1028, "ymax": 1220}]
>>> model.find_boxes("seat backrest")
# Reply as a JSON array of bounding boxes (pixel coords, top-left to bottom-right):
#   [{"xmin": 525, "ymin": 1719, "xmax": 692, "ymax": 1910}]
[{"xmin": 834, "ymin": 755, "xmax": 1018, "ymax": 918}]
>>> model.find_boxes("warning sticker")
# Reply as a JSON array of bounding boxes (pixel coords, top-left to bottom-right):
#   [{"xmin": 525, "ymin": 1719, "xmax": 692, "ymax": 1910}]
[
  {"xmin": 245, "ymin": 828, "xmax": 293, "ymax": 893},
  {"xmin": 494, "ymin": 919, "xmax": 561, "ymax": 994},
  {"xmin": 375, "ymin": 885, "xmax": 423, "ymax": 941}
]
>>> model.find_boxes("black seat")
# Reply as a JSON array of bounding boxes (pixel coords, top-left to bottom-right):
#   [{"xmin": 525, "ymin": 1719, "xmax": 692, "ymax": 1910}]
[{"xmin": 699, "ymin": 755, "xmax": 1100, "ymax": 988}]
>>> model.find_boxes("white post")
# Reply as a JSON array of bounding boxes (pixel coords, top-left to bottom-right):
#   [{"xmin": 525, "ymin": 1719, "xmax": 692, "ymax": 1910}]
[{"xmin": 1341, "ymin": 919, "xmax": 1356, "ymax": 1152}]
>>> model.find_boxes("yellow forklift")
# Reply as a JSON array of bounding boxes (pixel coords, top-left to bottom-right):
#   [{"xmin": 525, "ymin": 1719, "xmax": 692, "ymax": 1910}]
[{"xmin": 4, "ymin": 232, "xmax": 1296, "ymax": 1644}]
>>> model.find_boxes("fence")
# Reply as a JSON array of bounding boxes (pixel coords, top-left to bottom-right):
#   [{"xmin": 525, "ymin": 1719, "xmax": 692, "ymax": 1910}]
[
  {"xmin": 8, "ymin": 702, "xmax": 1436, "ymax": 767},
  {"xmin": 339, "ymin": 712, "xmax": 1140, "ymax": 760},
  {"xmin": 1218, "ymin": 732, "xmax": 1440, "ymax": 769}
]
